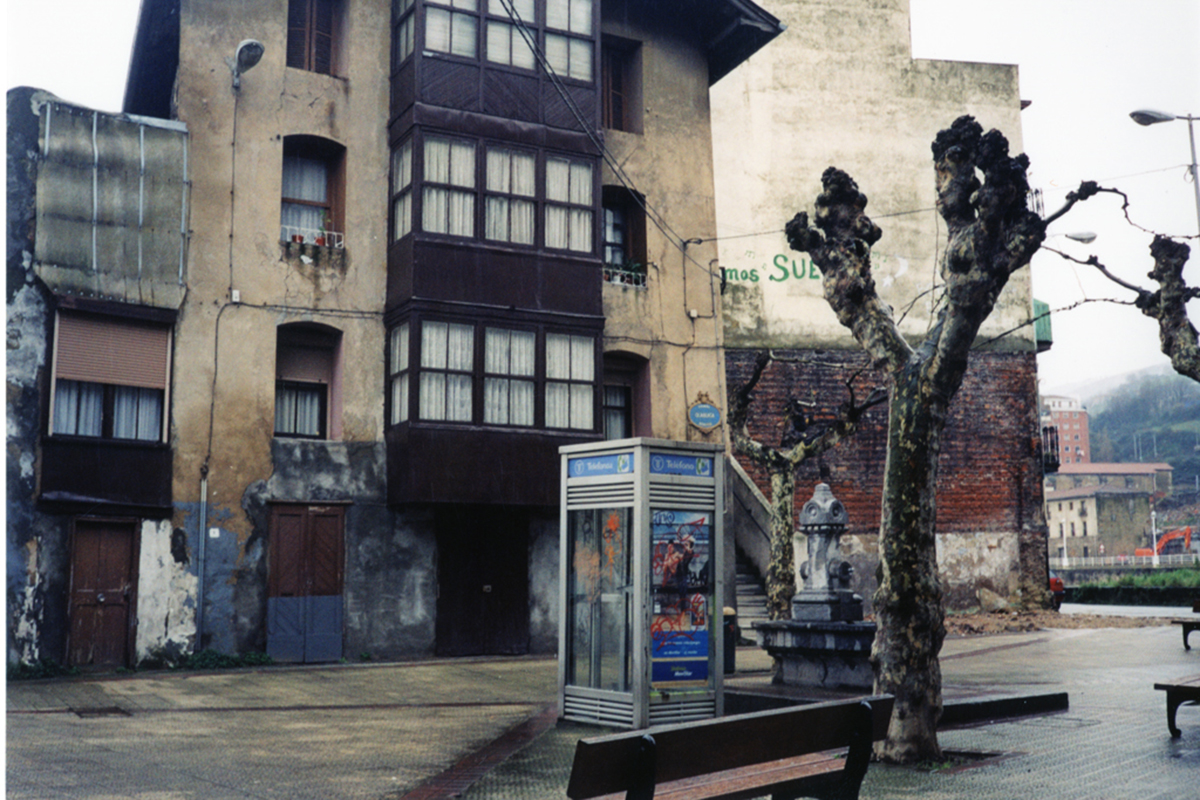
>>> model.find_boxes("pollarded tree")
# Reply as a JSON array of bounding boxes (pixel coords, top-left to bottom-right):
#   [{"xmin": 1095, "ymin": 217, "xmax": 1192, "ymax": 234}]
[
  {"xmin": 784, "ymin": 115, "xmax": 1047, "ymax": 762},
  {"xmin": 777, "ymin": 115, "xmax": 1197, "ymax": 763}
]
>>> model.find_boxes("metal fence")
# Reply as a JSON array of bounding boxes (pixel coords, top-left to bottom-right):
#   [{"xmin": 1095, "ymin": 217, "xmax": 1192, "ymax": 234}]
[{"xmin": 1057, "ymin": 553, "xmax": 1200, "ymax": 569}]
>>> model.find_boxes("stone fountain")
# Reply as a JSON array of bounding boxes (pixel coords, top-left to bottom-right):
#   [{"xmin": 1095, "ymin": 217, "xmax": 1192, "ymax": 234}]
[{"xmin": 753, "ymin": 483, "xmax": 877, "ymax": 690}]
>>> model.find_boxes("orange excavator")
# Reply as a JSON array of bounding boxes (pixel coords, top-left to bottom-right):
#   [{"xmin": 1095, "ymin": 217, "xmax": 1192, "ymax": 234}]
[{"xmin": 1135, "ymin": 526, "xmax": 1193, "ymax": 557}]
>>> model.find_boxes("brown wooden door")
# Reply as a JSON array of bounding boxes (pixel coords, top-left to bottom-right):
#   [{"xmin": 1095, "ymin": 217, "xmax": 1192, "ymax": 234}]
[
  {"xmin": 68, "ymin": 520, "xmax": 137, "ymax": 668},
  {"xmin": 267, "ymin": 505, "xmax": 345, "ymax": 662},
  {"xmin": 435, "ymin": 506, "xmax": 530, "ymax": 656}
]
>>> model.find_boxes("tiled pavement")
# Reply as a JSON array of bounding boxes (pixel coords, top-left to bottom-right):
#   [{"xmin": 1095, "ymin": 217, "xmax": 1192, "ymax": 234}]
[{"xmin": 7, "ymin": 624, "xmax": 1199, "ymax": 799}]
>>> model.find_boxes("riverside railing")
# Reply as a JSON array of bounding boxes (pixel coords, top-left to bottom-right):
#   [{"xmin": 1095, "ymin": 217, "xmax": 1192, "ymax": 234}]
[{"xmin": 1059, "ymin": 553, "xmax": 1200, "ymax": 569}]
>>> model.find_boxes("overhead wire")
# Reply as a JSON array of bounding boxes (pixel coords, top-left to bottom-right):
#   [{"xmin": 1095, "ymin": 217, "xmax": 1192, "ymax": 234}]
[{"xmin": 496, "ymin": 0, "xmax": 721, "ymax": 279}]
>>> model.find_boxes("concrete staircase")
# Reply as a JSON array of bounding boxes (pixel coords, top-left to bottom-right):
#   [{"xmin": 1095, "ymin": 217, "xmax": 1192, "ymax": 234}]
[{"xmin": 734, "ymin": 552, "xmax": 770, "ymax": 639}]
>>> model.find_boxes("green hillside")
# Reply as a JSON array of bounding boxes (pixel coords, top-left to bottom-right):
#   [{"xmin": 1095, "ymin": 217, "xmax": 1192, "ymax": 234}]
[{"xmin": 1089, "ymin": 372, "xmax": 1200, "ymax": 500}]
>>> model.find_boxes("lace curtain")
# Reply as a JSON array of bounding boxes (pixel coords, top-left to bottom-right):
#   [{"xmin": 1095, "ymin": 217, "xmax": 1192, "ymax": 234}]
[
  {"xmin": 275, "ymin": 385, "xmax": 323, "ymax": 437},
  {"xmin": 546, "ymin": 333, "xmax": 594, "ymax": 429},
  {"xmin": 421, "ymin": 321, "xmax": 474, "ymax": 421},
  {"xmin": 487, "ymin": 21, "xmax": 535, "ymax": 68},
  {"xmin": 52, "ymin": 380, "xmax": 103, "ymax": 437},
  {"xmin": 389, "ymin": 323, "xmax": 410, "ymax": 425},
  {"xmin": 546, "ymin": 0, "xmax": 591, "ymax": 33},
  {"xmin": 426, "ymin": 7, "xmax": 478, "ymax": 58},
  {"xmin": 114, "ymin": 386, "xmax": 163, "ymax": 440},
  {"xmin": 424, "ymin": 137, "xmax": 476, "ymax": 237},
  {"xmin": 52, "ymin": 380, "xmax": 162, "ymax": 440},
  {"xmin": 485, "ymin": 148, "xmax": 535, "ymax": 244},
  {"xmin": 545, "ymin": 34, "xmax": 592, "ymax": 81},
  {"xmin": 392, "ymin": 141, "xmax": 413, "ymax": 240},
  {"xmin": 484, "ymin": 328, "xmax": 535, "ymax": 425},
  {"xmin": 281, "ymin": 155, "xmax": 328, "ymax": 236},
  {"xmin": 545, "ymin": 159, "xmax": 593, "ymax": 251}
]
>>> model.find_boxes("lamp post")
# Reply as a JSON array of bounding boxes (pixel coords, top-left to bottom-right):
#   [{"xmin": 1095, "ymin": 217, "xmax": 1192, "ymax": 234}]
[
  {"xmin": 1062, "ymin": 521, "xmax": 1069, "ymax": 569},
  {"xmin": 1130, "ymin": 109, "xmax": 1200, "ymax": 237},
  {"xmin": 1048, "ymin": 232, "xmax": 1098, "ymax": 244},
  {"xmin": 1151, "ymin": 509, "xmax": 1160, "ymax": 568}
]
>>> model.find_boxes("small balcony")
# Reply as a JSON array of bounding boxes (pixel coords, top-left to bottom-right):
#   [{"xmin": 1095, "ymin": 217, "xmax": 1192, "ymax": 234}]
[
  {"xmin": 39, "ymin": 436, "xmax": 172, "ymax": 512},
  {"xmin": 280, "ymin": 224, "xmax": 344, "ymax": 250},
  {"xmin": 603, "ymin": 263, "xmax": 647, "ymax": 289}
]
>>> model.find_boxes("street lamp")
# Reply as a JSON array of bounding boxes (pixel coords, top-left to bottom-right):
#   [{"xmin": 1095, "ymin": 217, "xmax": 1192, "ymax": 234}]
[
  {"xmin": 1048, "ymin": 232, "xmax": 1098, "ymax": 244},
  {"xmin": 1130, "ymin": 109, "xmax": 1200, "ymax": 237},
  {"xmin": 230, "ymin": 39, "xmax": 265, "ymax": 90}
]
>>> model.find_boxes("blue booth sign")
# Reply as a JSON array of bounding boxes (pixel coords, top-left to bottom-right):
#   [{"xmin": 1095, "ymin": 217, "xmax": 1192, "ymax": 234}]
[
  {"xmin": 650, "ymin": 453, "xmax": 713, "ymax": 478},
  {"xmin": 688, "ymin": 402, "xmax": 721, "ymax": 430},
  {"xmin": 568, "ymin": 452, "xmax": 634, "ymax": 478}
]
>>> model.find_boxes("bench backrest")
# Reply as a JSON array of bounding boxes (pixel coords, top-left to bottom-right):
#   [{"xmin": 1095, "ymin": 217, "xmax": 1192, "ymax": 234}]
[{"xmin": 567, "ymin": 695, "xmax": 894, "ymax": 799}]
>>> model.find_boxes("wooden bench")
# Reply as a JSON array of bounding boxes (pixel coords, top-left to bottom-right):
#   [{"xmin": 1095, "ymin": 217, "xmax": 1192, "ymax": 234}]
[
  {"xmin": 1169, "ymin": 600, "xmax": 1200, "ymax": 650},
  {"xmin": 1153, "ymin": 675, "xmax": 1200, "ymax": 738},
  {"xmin": 567, "ymin": 695, "xmax": 894, "ymax": 800}
]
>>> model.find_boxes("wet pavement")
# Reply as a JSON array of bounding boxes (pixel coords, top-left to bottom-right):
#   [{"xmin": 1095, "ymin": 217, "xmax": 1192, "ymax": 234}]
[{"xmin": 7, "ymin": 620, "xmax": 1199, "ymax": 799}]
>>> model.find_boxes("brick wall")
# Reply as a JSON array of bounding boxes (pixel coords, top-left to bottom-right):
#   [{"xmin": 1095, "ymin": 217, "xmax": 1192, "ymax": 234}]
[{"xmin": 727, "ymin": 347, "xmax": 1050, "ymax": 609}]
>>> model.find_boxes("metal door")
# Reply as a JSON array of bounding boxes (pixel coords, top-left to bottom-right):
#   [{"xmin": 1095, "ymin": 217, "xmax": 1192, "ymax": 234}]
[
  {"xmin": 267, "ymin": 504, "xmax": 345, "ymax": 663},
  {"xmin": 435, "ymin": 506, "xmax": 530, "ymax": 656},
  {"xmin": 67, "ymin": 519, "xmax": 138, "ymax": 667}
]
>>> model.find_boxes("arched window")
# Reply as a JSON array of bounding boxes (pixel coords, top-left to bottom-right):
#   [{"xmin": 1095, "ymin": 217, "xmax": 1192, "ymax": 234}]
[
  {"xmin": 281, "ymin": 136, "xmax": 346, "ymax": 248},
  {"xmin": 275, "ymin": 323, "xmax": 342, "ymax": 439}
]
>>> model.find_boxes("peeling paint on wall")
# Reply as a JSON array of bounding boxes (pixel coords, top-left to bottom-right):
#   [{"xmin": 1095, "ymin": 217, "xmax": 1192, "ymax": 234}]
[
  {"xmin": 937, "ymin": 532, "xmax": 1021, "ymax": 608},
  {"xmin": 135, "ymin": 519, "xmax": 197, "ymax": 663},
  {"xmin": 528, "ymin": 513, "xmax": 560, "ymax": 654}
]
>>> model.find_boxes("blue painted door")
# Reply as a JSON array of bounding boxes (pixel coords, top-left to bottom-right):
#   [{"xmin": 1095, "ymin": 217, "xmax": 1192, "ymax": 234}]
[{"xmin": 267, "ymin": 505, "xmax": 344, "ymax": 663}]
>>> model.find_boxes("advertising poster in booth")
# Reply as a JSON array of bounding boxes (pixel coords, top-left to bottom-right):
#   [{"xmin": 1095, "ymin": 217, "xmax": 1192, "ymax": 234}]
[{"xmin": 650, "ymin": 509, "xmax": 712, "ymax": 688}]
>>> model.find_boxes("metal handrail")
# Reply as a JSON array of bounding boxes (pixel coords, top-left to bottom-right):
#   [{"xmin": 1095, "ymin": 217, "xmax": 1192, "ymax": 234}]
[
  {"xmin": 1058, "ymin": 553, "xmax": 1200, "ymax": 569},
  {"xmin": 280, "ymin": 225, "xmax": 345, "ymax": 249}
]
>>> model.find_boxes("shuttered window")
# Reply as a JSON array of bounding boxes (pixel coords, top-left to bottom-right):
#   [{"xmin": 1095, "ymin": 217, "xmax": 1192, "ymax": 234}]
[
  {"xmin": 288, "ymin": 0, "xmax": 338, "ymax": 75},
  {"xmin": 51, "ymin": 312, "xmax": 171, "ymax": 442}
]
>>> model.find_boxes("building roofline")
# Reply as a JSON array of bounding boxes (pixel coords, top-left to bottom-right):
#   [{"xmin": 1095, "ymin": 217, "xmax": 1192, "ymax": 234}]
[
  {"xmin": 699, "ymin": 0, "xmax": 786, "ymax": 85},
  {"xmin": 1045, "ymin": 485, "xmax": 1151, "ymax": 501},
  {"xmin": 1057, "ymin": 462, "xmax": 1173, "ymax": 474}
]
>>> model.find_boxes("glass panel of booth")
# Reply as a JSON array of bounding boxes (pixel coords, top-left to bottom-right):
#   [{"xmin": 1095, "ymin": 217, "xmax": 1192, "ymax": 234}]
[
  {"xmin": 567, "ymin": 507, "xmax": 631, "ymax": 692},
  {"xmin": 650, "ymin": 509, "xmax": 713, "ymax": 689}
]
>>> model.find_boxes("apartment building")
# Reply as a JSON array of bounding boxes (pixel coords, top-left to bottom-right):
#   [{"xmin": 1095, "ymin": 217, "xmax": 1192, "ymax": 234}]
[{"xmin": 7, "ymin": 0, "xmax": 781, "ymax": 668}]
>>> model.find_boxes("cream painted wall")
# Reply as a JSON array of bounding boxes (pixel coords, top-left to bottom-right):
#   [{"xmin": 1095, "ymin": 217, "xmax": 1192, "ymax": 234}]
[
  {"xmin": 169, "ymin": 0, "xmax": 390, "ymax": 537},
  {"xmin": 711, "ymin": 0, "xmax": 1034, "ymax": 352},
  {"xmin": 601, "ymin": 10, "xmax": 727, "ymax": 444}
]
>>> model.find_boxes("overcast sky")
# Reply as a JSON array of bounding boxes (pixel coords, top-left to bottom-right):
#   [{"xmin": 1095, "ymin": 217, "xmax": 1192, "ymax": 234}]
[
  {"xmin": 908, "ymin": 0, "xmax": 1199, "ymax": 397},
  {"xmin": 6, "ymin": 0, "xmax": 1199, "ymax": 397}
]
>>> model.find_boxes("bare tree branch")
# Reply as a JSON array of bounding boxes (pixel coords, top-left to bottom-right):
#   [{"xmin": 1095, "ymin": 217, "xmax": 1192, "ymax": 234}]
[{"xmin": 727, "ymin": 351, "xmax": 887, "ymax": 619}]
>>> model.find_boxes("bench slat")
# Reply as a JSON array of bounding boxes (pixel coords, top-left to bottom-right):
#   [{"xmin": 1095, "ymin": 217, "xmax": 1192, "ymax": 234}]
[
  {"xmin": 585, "ymin": 753, "xmax": 848, "ymax": 800},
  {"xmin": 567, "ymin": 696, "xmax": 893, "ymax": 800}
]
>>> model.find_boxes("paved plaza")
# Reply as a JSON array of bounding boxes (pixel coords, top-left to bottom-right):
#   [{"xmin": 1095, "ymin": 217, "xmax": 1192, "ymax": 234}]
[{"xmin": 7, "ymin": 621, "xmax": 1199, "ymax": 799}]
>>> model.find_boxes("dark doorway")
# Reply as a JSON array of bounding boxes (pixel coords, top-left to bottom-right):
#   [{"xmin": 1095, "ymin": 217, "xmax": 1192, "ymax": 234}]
[
  {"xmin": 67, "ymin": 519, "xmax": 138, "ymax": 668},
  {"xmin": 267, "ymin": 504, "xmax": 345, "ymax": 663},
  {"xmin": 435, "ymin": 506, "xmax": 531, "ymax": 656}
]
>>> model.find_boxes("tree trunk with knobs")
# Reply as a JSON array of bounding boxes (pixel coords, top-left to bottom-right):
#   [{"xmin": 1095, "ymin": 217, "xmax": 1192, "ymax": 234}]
[{"xmin": 785, "ymin": 116, "xmax": 1045, "ymax": 762}]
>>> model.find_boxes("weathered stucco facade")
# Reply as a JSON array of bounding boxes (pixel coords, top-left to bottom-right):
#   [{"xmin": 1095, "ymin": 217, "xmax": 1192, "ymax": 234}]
[
  {"xmin": 599, "ymin": 4, "xmax": 728, "ymax": 445},
  {"xmin": 7, "ymin": 88, "xmax": 191, "ymax": 665},
  {"xmin": 8, "ymin": 0, "xmax": 781, "ymax": 669},
  {"xmin": 1045, "ymin": 487, "xmax": 1155, "ymax": 561},
  {"xmin": 710, "ymin": 0, "xmax": 1050, "ymax": 610}
]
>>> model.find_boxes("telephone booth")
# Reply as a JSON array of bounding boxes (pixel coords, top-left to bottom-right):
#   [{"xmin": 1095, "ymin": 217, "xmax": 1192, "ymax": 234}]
[{"xmin": 558, "ymin": 438, "xmax": 725, "ymax": 729}]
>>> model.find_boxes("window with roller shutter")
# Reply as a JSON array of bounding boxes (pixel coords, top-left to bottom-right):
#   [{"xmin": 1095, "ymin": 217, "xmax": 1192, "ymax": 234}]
[{"xmin": 50, "ymin": 312, "xmax": 170, "ymax": 442}]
